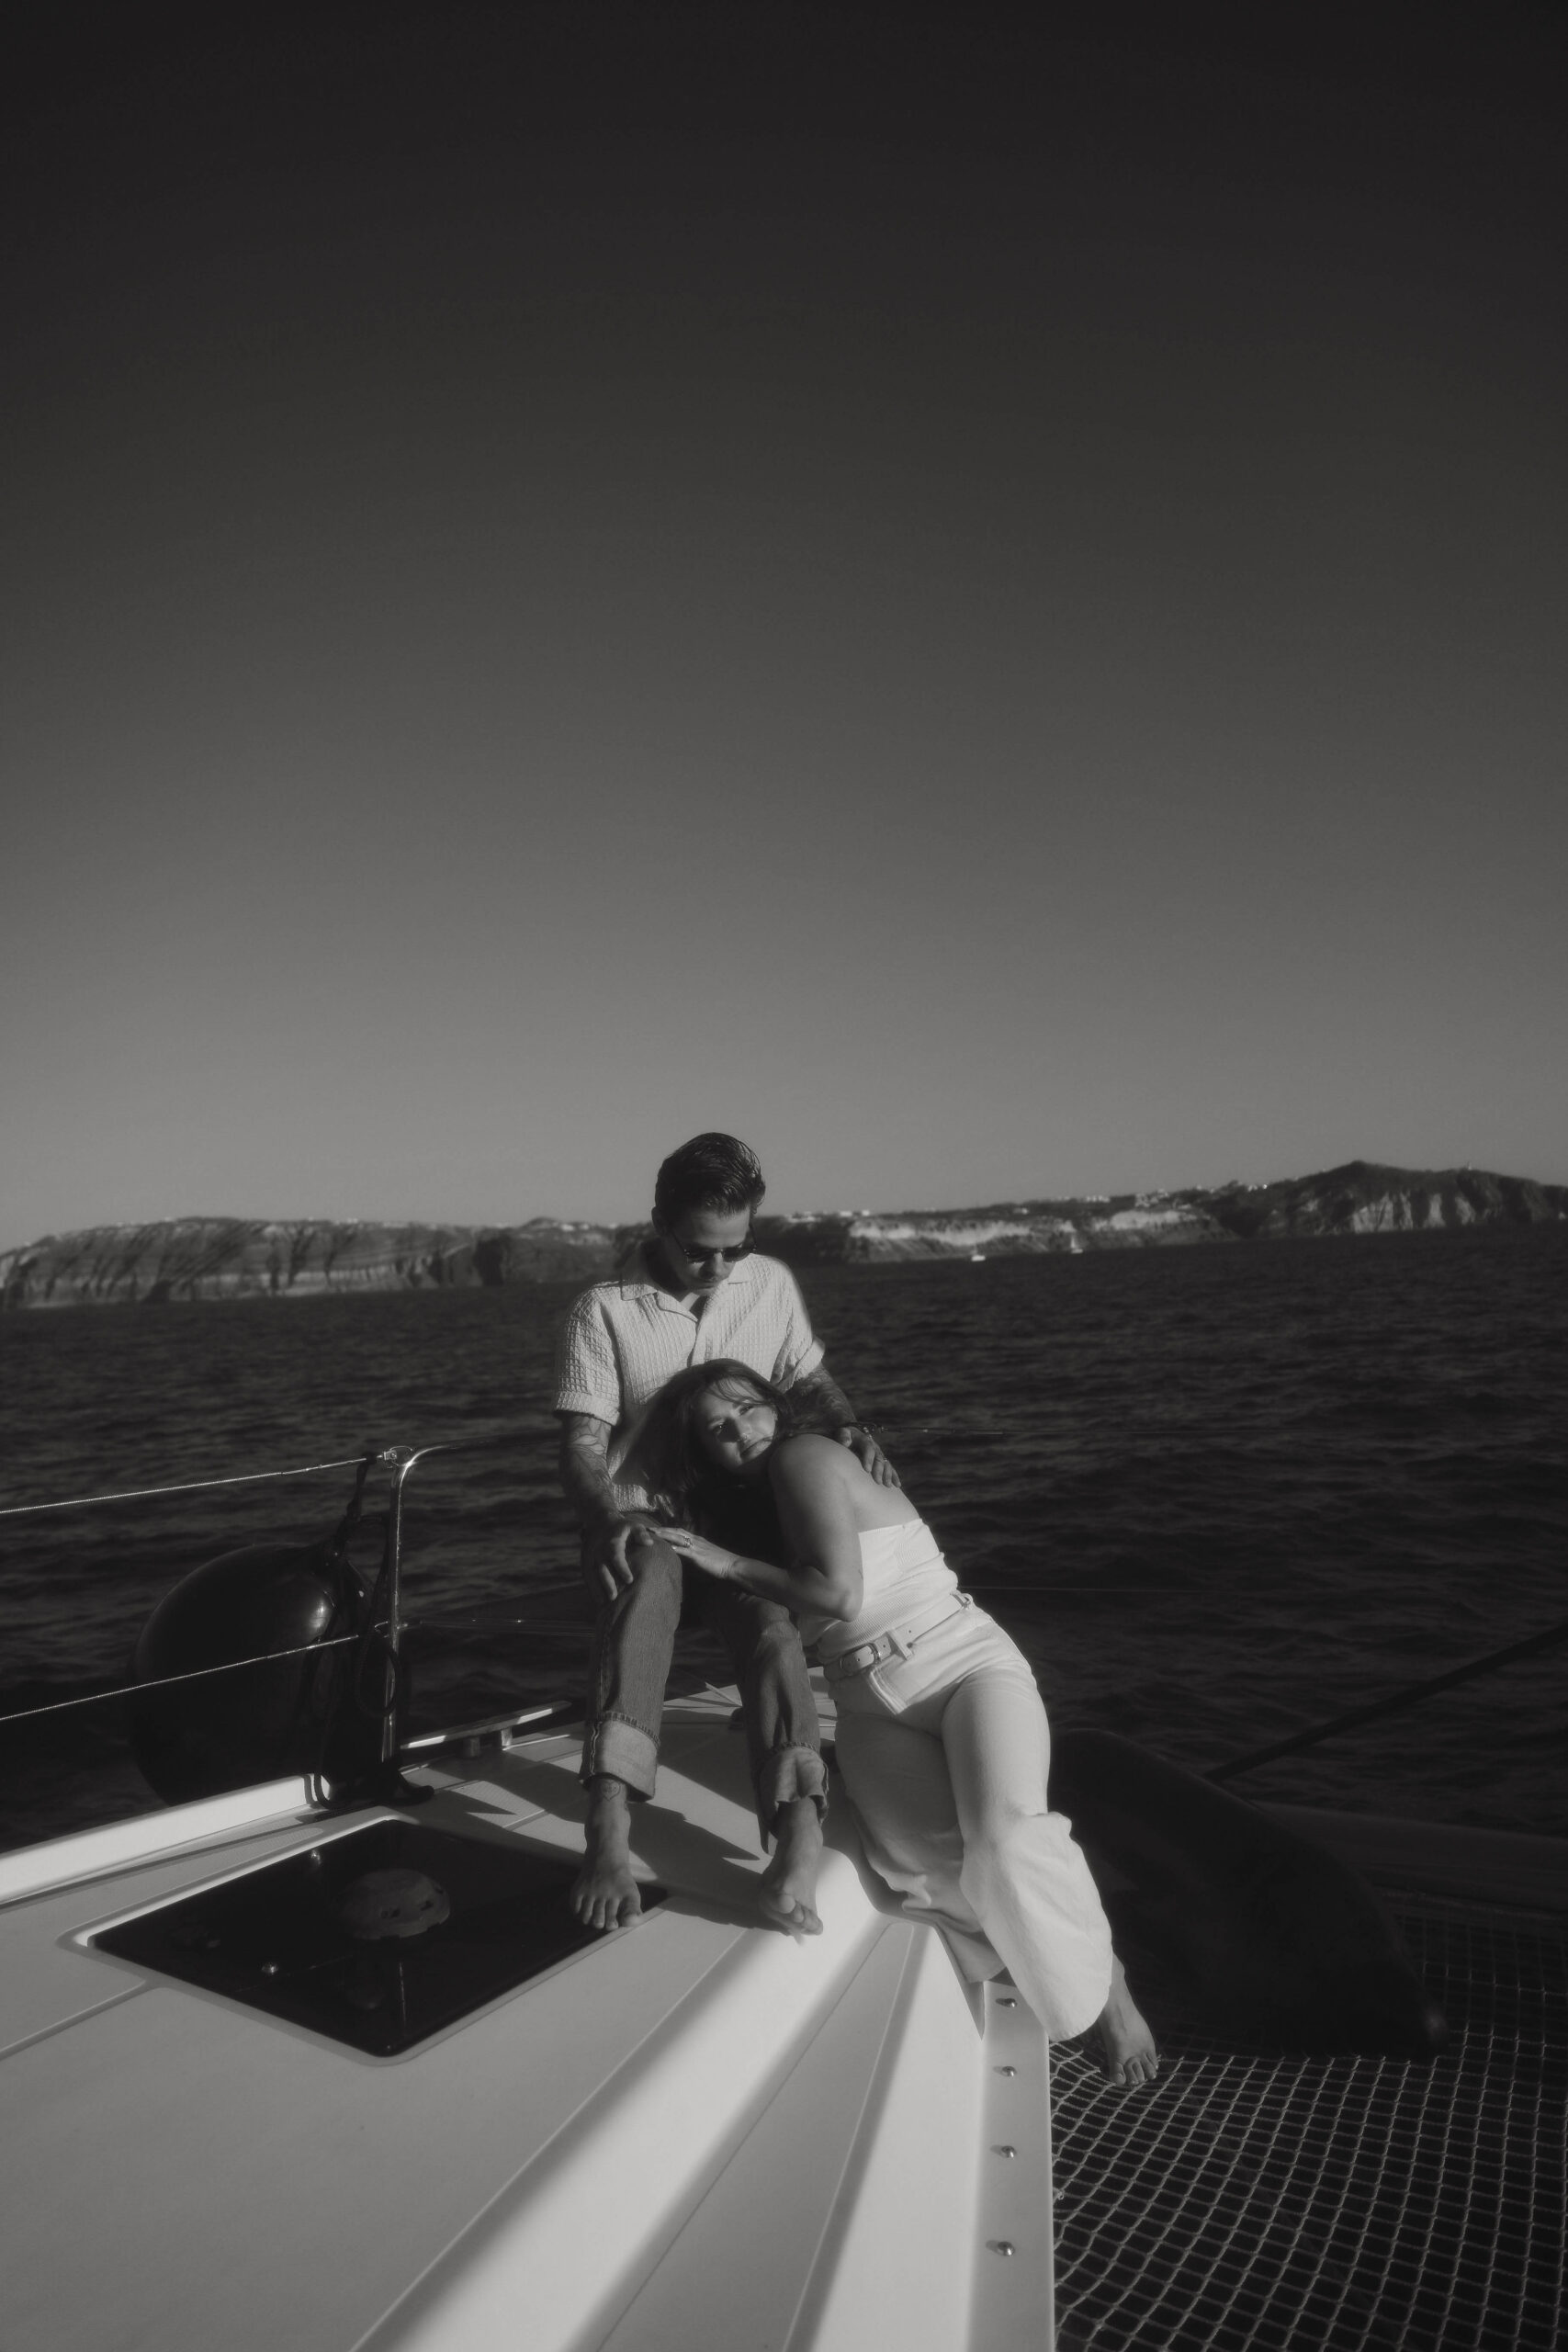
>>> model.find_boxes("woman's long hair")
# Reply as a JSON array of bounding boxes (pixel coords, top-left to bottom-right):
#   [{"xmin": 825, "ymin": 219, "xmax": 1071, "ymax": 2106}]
[{"xmin": 631, "ymin": 1359, "xmax": 827, "ymax": 1525}]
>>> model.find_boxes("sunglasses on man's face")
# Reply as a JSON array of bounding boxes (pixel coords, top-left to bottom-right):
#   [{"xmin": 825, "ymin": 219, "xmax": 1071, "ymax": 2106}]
[{"xmin": 670, "ymin": 1232, "xmax": 755, "ymax": 1266}]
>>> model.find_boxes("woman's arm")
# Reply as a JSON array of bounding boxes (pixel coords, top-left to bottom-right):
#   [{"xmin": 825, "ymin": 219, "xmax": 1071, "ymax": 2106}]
[
  {"xmin": 659, "ymin": 1437, "xmax": 867, "ymax": 1621},
  {"xmin": 658, "ymin": 1528, "xmax": 852, "ymax": 1617}
]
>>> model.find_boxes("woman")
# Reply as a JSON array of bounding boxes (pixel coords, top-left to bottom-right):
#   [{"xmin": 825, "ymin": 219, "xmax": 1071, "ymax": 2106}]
[{"xmin": 636, "ymin": 1360, "xmax": 1158, "ymax": 2086}]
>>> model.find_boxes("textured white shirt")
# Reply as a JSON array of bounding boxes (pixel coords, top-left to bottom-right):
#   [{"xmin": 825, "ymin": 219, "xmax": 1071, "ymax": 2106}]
[{"xmin": 552, "ymin": 1245, "xmax": 826, "ymax": 1511}]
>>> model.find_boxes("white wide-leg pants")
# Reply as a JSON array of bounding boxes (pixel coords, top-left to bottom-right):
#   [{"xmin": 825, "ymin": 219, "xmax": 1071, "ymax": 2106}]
[{"xmin": 831, "ymin": 1602, "xmax": 1113, "ymax": 2041}]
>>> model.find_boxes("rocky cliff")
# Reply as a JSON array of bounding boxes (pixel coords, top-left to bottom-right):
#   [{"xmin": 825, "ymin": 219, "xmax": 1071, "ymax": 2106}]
[
  {"xmin": 3, "ymin": 1160, "xmax": 1562, "ymax": 1307},
  {"xmin": 757, "ymin": 1159, "xmax": 1567, "ymax": 1265},
  {"xmin": 1198, "ymin": 1159, "xmax": 1568, "ymax": 1242},
  {"xmin": 0, "ymin": 1216, "xmax": 618, "ymax": 1309}
]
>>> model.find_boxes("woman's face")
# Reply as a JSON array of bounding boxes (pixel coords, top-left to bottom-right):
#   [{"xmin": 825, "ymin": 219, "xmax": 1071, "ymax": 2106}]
[{"xmin": 693, "ymin": 1381, "xmax": 779, "ymax": 1478}]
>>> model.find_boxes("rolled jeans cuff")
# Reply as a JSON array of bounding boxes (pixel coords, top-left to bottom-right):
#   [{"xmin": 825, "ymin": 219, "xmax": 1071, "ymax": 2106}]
[
  {"xmin": 582, "ymin": 1711, "xmax": 659, "ymax": 1803},
  {"xmin": 757, "ymin": 1744, "xmax": 829, "ymax": 1842}
]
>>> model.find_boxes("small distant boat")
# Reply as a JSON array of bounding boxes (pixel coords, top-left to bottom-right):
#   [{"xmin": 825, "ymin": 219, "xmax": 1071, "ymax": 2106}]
[{"xmin": 969, "ymin": 1250, "xmax": 986, "ymax": 1262}]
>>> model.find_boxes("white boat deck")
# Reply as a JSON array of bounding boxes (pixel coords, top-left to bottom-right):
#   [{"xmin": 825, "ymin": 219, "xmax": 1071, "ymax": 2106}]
[{"xmin": 0, "ymin": 1694, "xmax": 1050, "ymax": 2352}]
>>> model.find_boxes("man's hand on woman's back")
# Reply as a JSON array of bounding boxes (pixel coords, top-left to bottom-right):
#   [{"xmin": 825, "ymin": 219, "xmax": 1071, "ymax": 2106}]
[{"xmin": 836, "ymin": 1426, "xmax": 901, "ymax": 1487}]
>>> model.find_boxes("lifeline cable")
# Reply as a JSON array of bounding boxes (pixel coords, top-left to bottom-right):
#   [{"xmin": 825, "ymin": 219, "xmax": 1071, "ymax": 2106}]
[
  {"xmin": 0, "ymin": 1634, "xmax": 366, "ymax": 1730},
  {"xmin": 0, "ymin": 1452, "xmax": 391, "ymax": 1732},
  {"xmin": 0, "ymin": 1453, "xmax": 395, "ymax": 1520}
]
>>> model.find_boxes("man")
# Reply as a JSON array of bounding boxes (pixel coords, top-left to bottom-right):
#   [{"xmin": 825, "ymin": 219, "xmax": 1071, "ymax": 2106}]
[{"xmin": 554, "ymin": 1132, "xmax": 895, "ymax": 1935}]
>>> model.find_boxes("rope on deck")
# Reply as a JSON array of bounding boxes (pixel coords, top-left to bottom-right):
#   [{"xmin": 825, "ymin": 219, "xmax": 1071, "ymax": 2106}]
[{"xmin": 1208, "ymin": 1614, "xmax": 1568, "ymax": 1783}]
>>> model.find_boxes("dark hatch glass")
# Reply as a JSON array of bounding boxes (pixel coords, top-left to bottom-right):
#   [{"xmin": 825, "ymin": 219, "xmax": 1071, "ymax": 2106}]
[{"xmin": 92, "ymin": 1818, "xmax": 667, "ymax": 2056}]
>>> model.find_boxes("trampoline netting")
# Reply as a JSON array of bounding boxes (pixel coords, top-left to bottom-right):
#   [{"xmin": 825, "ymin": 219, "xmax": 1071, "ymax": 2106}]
[{"xmin": 1050, "ymin": 1899, "xmax": 1565, "ymax": 2351}]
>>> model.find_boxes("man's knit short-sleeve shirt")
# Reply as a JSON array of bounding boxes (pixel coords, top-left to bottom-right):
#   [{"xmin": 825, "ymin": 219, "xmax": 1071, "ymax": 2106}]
[{"xmin": 552, "ymin": 1247, "xmax": 826, "ymax": 1512}]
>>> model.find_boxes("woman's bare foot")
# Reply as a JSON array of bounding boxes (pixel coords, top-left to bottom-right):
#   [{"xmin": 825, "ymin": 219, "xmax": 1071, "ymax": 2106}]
[
  {"xmin": 1096, "ymin": 1954, "xmax": 1159, "ymax": 2086},
  {"xmin": 757, "ymin": 1797, "xmax": 823, "ymax": 1935},
  {"xmin": 571, "ymin": 1776, "xmax": 642, "ymax": 1932}
]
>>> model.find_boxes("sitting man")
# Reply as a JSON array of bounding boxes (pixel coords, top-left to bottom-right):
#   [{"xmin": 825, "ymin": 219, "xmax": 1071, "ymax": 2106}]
[{"xmin": 555, "ymin": 1131, "xmax": 895, "ymax": 1935}]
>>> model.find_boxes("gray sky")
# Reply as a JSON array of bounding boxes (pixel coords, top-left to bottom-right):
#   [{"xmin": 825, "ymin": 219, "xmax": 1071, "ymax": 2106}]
[{"xmin": 4, "ymin": 3, "xmax": 1564, "ymax": 1250}]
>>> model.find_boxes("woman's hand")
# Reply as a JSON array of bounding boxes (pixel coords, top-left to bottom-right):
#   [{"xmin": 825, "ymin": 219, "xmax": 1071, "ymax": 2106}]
[{"xmin": 656, "ymin": 1525, "xmax": 737, "ymax": 1580}]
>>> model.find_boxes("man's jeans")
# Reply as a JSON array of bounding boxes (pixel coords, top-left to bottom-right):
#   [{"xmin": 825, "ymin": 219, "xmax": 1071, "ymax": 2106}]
[{"xmin": 581, "ymin": 1531, "xmax": 826, "ymax": 1843}]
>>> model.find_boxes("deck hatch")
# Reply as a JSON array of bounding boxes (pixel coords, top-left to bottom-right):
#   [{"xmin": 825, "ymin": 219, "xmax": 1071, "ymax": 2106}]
[{"xmin": 90, "ymin": 1819, "xmax": 666, "ymax": 2055}]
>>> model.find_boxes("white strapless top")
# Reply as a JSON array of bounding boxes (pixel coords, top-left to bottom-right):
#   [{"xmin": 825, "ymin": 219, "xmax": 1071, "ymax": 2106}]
[{"xmin": 800, "ymin": 1517, "xmax": 960, "ymax": 1662}]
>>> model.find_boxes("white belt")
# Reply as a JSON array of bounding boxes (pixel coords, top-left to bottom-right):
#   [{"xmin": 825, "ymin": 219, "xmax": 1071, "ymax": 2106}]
[{"xmin": 820, "ymin": 1591, "xmax": 974, "ymax": 1684}]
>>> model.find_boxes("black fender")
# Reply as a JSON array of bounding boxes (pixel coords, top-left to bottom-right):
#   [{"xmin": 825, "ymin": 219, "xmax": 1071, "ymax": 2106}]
[{"xmin": 130, "ymin": 1541, "xmax": 371, "ymax": 1802}]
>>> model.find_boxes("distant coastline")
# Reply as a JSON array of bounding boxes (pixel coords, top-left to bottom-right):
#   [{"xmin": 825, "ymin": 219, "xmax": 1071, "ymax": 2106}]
[{"xmin": 2, "ymin": 1160, "xmax": 1563, "ymax": 1310}]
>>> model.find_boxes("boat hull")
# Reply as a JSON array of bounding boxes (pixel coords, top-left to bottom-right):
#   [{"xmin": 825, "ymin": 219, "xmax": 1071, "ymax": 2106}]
[{"xmin": 0, "ymin": 1694, "xmax": 1051, "ymax": 2352}]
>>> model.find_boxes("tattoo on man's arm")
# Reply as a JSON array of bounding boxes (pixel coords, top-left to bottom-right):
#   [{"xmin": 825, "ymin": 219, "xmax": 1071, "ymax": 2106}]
[
  {"xmin": 558, "ymin": 1414, "xmax": 618, "ymax": 1524},
  {"xmin": 795, "ymin": 1369, "xmax": 862, "ymax": 1430}
]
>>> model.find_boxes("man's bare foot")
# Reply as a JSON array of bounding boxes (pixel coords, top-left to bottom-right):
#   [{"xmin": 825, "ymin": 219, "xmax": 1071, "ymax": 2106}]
[
  {"xmin": 1096, "ymin": 1954, "xmax": 1159, "ymax": 2086},
  {"xmin": 571, "ymin": 1776, "xmax": 642, "ymax": 1933},
  {"xmin": 757, "ymin": 1797, "xmax": 823, "ymax": 1935}
]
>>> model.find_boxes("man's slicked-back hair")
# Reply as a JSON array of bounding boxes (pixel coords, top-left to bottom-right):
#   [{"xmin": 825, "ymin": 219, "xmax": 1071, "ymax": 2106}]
[{"xmin": 653, "ymin": 1133, "xmax": 766, "ymax": 1225}]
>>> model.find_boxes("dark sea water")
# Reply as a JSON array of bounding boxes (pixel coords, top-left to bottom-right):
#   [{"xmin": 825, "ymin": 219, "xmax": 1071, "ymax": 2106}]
[{"xmin": 2, "ymin": 1228, "xmax": 1564, "ymax": 1853}]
